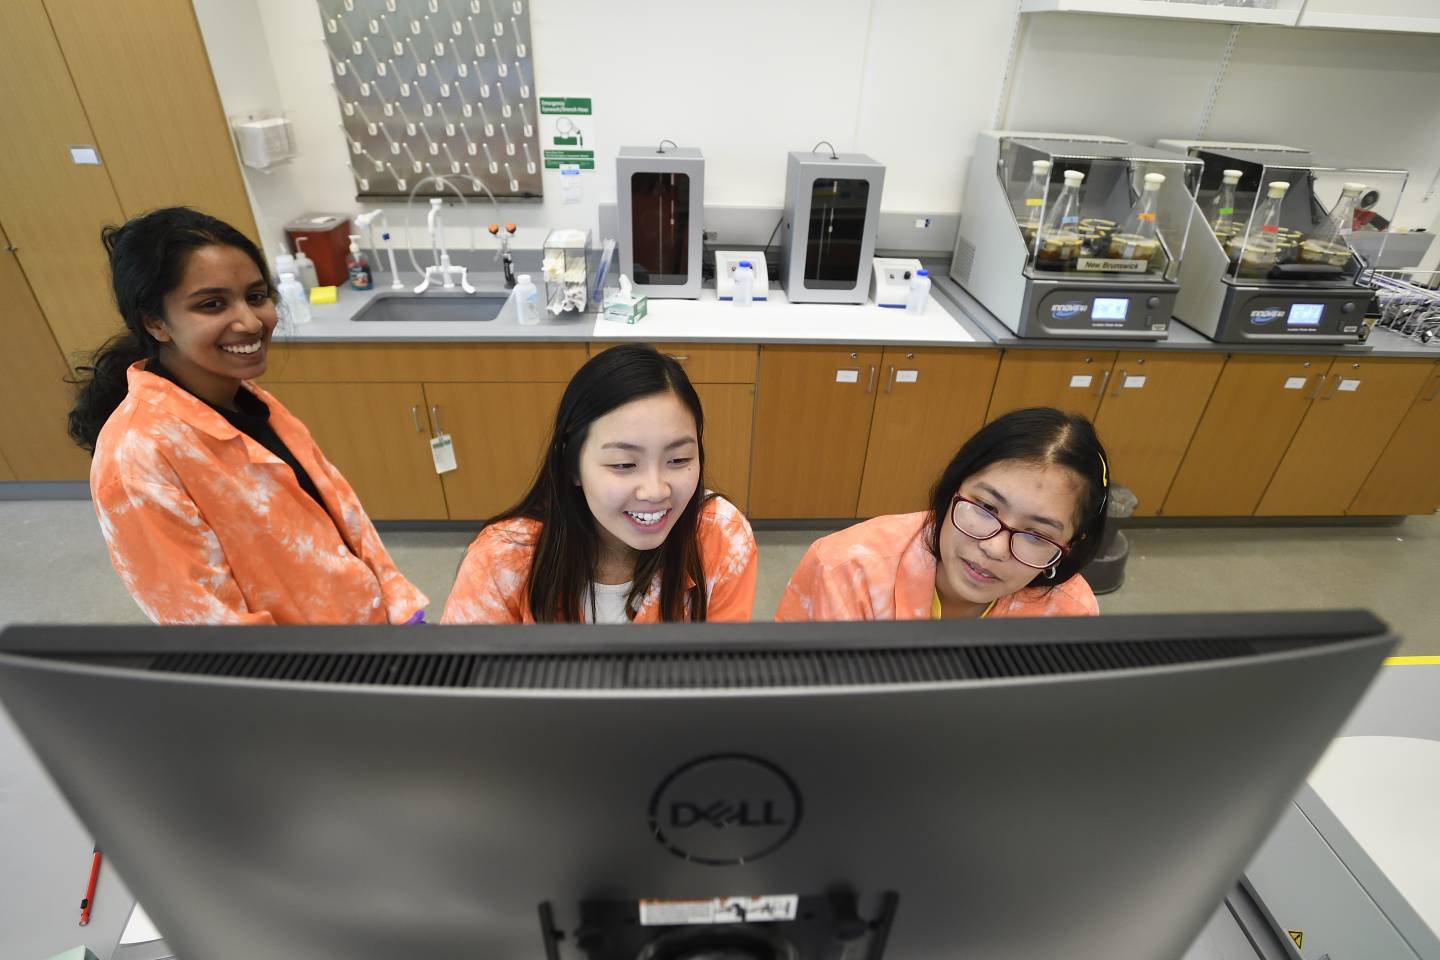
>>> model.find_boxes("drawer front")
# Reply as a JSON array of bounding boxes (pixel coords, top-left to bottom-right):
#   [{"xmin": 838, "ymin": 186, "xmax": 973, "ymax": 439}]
[
  {"xmin": 588, "ymin": 342, "xmax": 759, "ymax": 383},
  {"xmin": 263, "ymin": 342, "xmax": 589, "ymax": 383}
]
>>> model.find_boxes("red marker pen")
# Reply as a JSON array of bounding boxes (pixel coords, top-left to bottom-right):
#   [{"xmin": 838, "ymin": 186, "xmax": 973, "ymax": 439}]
[{"xmin": 79, "ymin": 846, "xmax": 102, "ymax": 925}]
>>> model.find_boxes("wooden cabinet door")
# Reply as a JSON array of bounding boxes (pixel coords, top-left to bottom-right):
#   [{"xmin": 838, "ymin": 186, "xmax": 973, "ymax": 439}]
[
  {"xmin": 0, "ymin": 0, "xmax": 127, "ymax": 365},
  {"xmin": 423, "ymin": 381, "xmax": 567, "ymax": 521},
  {"xmin": 0, "ymin": 229, "xmax": 91, "ymax": 480},
  {"xmin": 694, "ymin": 382, "xmax": 755, "ymax": 512},
  {"xmin": 1162, "ymin": 356, "xmax": 1327, "ymax": 516},
  {"xmin": 1092, "ymin": 352, "xmax": 1224, "ymax": 517},
  {"xmin": 986, "ymin": 350, "xmax": 1118, "ymax": 422},
  {"xmin": 1256, "ymin": 359, "xmax": 1435, "ymax": 517},
  {"xmin": 855, "ymin": 348, "xmax": 1001, "ymax": 517},
  {"xmin": 1347, "ymin": 362, "xmax": 1440, "ymax": 516},
  {"xmin": 750, "ymin": 345, "xmax": 882, "ymax": 518},
  {"xmin": 263, "ymin": 382, "xmax": 448, "ymax": 521},
  {"xmin": 44, "ymin": 0, "xmax": 257, "ymax": 235}
]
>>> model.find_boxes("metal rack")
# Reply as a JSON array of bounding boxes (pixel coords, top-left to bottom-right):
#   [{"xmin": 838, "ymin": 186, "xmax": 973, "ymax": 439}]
[
  {"xmin": 1363, "ymin": 270, "xmax": 1440, "ymax": 344},
  {"xmin": 320, "ymin": 0, "xmax": 542, "ymax": 200}
]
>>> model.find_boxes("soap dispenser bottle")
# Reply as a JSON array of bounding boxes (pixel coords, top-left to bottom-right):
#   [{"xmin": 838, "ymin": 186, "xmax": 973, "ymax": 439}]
[{"xmin": 346, "ymin": 234, "xmax": 373, "ymax": 290}]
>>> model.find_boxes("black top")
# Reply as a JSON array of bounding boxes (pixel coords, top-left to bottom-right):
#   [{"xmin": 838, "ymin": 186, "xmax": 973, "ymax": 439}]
[{"xmin": 148, "ymin": 360, "xmax": 328, "ymax": 513}]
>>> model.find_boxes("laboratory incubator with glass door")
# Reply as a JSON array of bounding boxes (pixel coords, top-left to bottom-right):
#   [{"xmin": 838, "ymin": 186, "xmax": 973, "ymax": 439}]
[
  {"xmin": 1156, "ymin": 139, "xmax": 1408, "ymax": 344},
  {"xmin": 951, "ymin": 132, "xmax": 1201, "ymax": 339}
]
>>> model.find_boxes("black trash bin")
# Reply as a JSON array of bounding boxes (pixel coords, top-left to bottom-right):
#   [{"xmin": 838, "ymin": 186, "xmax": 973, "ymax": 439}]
[{"xmin": 1085, "ymin": 484, "xmax": 1137, "ymax": 596}]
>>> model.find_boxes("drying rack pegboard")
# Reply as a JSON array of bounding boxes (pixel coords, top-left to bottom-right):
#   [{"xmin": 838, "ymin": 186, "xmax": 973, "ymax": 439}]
[{"xmin": 320, "ymin": 0, "xmax": 542, "ymax": 200}]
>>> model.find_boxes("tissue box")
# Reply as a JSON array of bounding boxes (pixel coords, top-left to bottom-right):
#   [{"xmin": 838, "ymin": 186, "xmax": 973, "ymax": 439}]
[
  {"xmin": 45, "ymin": 948, "xmax": 100, "ymax": 960},
  {"xmin": 603, "ymin": 290, "xmax": 649, "ymax": 324}
]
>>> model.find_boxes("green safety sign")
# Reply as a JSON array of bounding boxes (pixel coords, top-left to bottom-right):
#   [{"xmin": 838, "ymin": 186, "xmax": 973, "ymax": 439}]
[
  {"xmin": 544, "ymin": 158, "xmax": 595, "ymax": 170},
  {"xmin": 539, "ymin": 97, "xmax": 592, "ymax": 115}
]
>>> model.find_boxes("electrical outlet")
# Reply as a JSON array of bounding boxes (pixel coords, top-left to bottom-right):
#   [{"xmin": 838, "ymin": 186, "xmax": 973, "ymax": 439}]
[{"xmin": 914, "ymin": 217, "xmax": 932, "ymax": 229}]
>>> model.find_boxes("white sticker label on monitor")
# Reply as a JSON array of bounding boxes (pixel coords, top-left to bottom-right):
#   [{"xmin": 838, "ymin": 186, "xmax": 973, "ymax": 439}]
[
  {"xmin": 1338, "ymin": 378, "xmax": 1360, "ymax": 392},
  {"xmin": 896, "ymin": 369, "xmax": 919, "ymax": 383},
  {"xmin": 1123, "ymin": 375, "xmax": 1147, "ymax": 389},
  {"xmin": 1284, "ymin": 377, "xmax": 1308, "ymax": 390},
  {"xmin": 1069, "ymin": 375, "xmax": 1093, "ymax": 389},
  {"xmin": 640, "ymin": 896, "xmax": 799, "ymax": 926},
  {"xmin": 430, "ymin": 433, "xmax": 457, "ymax": 474},
  {"xmin": 836, "ymin": 369, "xmax": 859, "ymax": 383}
]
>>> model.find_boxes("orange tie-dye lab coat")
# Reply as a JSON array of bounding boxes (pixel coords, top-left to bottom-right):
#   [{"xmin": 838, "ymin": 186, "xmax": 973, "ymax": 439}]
[
  {"xmin": 90, "ymin": 362, "xmax": 428, "ymax": 624},
  {"xmin": 776, "ymin": 512, "xmax": 1098, "ymax": 622},
  {"xmin": 441, "ymin": 495, "xmax": 757, "ymax": 624}
]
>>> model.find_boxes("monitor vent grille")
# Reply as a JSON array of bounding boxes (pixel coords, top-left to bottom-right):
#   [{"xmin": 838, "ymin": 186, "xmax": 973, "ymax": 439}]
[{"xmin": 147, "ymin": 638, "xmax": 1254, "ymax": 689}]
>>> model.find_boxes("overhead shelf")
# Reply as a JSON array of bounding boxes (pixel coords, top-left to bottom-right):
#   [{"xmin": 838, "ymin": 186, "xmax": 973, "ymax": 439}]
[
  {"xmin": 1295, "ymin": 11, "xmax": 1440, "ymax": 34},
  {"xmin": 1018, "ymin": 0, "xmax": 1300, "ymax": 27},
  {"xmin": 1019, "ymin": 0, "xmax": 1440, "ymax": 34}
]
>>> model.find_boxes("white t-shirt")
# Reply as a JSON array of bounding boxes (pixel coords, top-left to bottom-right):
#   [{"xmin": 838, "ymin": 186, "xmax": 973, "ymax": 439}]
[{"xmin": 585, "ymin": 581, "xmax": 633, "ymax": 624}]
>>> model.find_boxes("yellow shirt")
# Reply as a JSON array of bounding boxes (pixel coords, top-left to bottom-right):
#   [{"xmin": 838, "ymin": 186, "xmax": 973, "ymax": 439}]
[{"xmin": 931, "ymin": 589, "xmax": 996, "ymax": 620}]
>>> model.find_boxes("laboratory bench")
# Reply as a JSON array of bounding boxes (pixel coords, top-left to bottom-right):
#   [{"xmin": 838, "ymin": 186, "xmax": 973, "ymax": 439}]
[{"xmin": 258, "ymin": 266, "xmax": 1440, "ymax": 525}]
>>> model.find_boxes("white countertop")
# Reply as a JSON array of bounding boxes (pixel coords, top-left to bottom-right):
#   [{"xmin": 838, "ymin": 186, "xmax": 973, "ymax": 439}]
[
  {"xmin": 275, "ymin": 272, "xmax": 984, "ymax": 346},
  {"xmin": 593, "ymin": 288, "xmax": 975, "ymax": 343}
]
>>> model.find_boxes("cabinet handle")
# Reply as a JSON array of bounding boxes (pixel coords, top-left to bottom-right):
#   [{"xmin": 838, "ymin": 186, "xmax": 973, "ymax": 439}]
[
  {"xmin": 885, "ymin": 365, "xmax": 896, "ymax": 393},
  {"xmin": 1321, "ymin": 376, "xmax": 1343, "ymax": 400},
  {"xmin": 411, "ymin": 404, "xmax": 424, "ymax": 433},
  {"xmin": 866, "ymin": 365, "xmax": 876, "ymax": 394},
  {"xmin": 668, "ymin": 354, "xmax": 689, "ymax": 362},
  {"xmin": 1305, "ymin": 373, "xmax": 1327, "ymax": 399},
  {"xmin": 1093, "ymin": 369, "xmax": 1111, "ymax": 397},
  {"xmin": 1424, "ymin": 376, "xmax": 1440, "ymax": 402},
  {"xmin": 1111, "ymin": 369, "xmax": 1126, "ymax": 397},
  {"xmin": 430, "ymin": 403, "xmax": 442, "ymax": 434}
]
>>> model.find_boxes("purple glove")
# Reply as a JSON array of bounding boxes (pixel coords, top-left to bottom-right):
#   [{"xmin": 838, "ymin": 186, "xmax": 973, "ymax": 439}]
[{"xmin": 403, "ymin": 610, "xmax": 427, "ymax": 625}]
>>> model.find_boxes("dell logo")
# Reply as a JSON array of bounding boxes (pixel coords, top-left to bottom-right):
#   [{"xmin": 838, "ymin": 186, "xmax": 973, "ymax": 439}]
[
  {"xmin": 669, "ymin": 800, "xmax": 789, "ymax": 829},
  {"xmin": 649, "ymin": 754, "xmax": 803, "ymax": 866}
]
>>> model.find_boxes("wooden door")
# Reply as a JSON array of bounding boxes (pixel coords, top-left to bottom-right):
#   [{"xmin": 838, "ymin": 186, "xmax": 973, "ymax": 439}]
[
  {"xmin": 1256, "ymin": 359, "xmax": 1435, "ymax": 516},
  {"xmin": 856, "ymin": 348, "xmax": 1001, "ymax": 517},
  {"xmin": 0, "ymin": 223, "xmax": 91, "ymax": 479},
  {"xmin": 749, "ymin": 345, "xmax": 883, "ymax": 518},
  {"xmin": 694, "ymin": 383, "xmax": 754, "ymax": 512},
  {"xmin": 423, "ymin": 382, "xmax": 567, "ymax": 521},
  {"xmin": 1162, "ymin": 356, "xmax": 1327, "ymax": 516},
  {"xmin": 0, "ymin": 0, "xmax": 127, "ymax": 364},
  {"xmin": 1092, "ymin": 352, "xmax": 1224, "ymax": 517},
  {"xmin": 986, "ymin": 350, "xmax": 1118, "ymax": 422},
  {"xmin": 1347, "ymin": 362, "xmax": 1440, "ymax": 516},
  {"xmin": 0, "ymin": 450, "xmax": 16, "ymax": 482},
  {"xmin": 263, "ymin": 381, "xmax": 448, "ymax": 521},
  {"xmin": 45, "ymin": 0, "xmax": 258, "ymax": 235}
]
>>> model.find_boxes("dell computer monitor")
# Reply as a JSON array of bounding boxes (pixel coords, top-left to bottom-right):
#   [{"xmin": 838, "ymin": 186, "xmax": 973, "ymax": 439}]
[{"xmin": 0, "ymin": 612, "xmax": 1394, "ymax": 960}]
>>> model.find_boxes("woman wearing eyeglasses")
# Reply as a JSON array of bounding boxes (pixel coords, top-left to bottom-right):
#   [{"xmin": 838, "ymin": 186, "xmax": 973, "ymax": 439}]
[{"xmin": 776, "ymin": 407, "xmax": 1107, "ymax": 621}]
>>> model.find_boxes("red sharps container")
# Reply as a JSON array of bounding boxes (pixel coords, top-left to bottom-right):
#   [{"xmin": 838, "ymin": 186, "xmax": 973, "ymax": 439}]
[{"xmin": 284, "ymin": 214, "xmax": 352, "ymax": 287}]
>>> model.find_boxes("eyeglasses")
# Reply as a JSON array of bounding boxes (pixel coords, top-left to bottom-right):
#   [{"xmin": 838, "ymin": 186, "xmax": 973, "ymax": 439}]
[{"xmin": 949, "ymin": 496, "xmax": 1069, "ymax": 570}]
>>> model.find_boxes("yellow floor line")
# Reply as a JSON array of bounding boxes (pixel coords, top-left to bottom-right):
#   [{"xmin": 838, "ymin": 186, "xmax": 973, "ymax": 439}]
[{"xmin": 1385, "ymin": 656, "xmax": 1440, "ymax": 666}]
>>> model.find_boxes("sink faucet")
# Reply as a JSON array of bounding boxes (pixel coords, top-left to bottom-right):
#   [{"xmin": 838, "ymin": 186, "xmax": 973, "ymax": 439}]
[
  {"xmin": 354, "ymin": 209, "xmax": 404, "ymax": 290},
  {"xmin": 415, "ymin": 198, "xmax": 475, "ymax": 294}
]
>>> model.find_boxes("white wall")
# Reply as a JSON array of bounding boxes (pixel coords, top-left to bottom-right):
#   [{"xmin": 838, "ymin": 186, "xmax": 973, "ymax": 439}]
[{"xmin": 194, "ymin": 0, "xmax": 1440, "ymax": 263}]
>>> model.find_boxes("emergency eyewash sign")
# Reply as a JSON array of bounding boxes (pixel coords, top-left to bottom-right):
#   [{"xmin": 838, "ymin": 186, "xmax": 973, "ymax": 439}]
[{"xmin": 540, "ymin": 96, "xmax": 595, "ymax": 203}]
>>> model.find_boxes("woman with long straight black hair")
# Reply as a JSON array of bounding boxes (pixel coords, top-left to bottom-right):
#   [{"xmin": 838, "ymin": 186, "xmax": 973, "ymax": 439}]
[{"xmin": 441, "ymin": 344, "xmax": 757, "ymax": 624}]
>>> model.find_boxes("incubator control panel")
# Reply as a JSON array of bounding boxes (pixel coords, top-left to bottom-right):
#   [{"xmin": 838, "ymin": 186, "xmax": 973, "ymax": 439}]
[
  {"xmin": 1212, "ymin": 287, "xmax": 1372, "ymax": 343},
  {"xmin": 1019, "ymin": 283, "xmax": 1175, "ymax": 339}
]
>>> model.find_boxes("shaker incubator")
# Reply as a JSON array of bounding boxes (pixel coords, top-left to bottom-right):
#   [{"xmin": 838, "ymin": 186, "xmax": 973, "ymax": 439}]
[
  {"xmin": 1157, "ymin": 140, "xmax": 1408, "ymax": 343},
  {"xmin": 951, "ymin": 132, "xmax": 1201, "ymax": 339}
]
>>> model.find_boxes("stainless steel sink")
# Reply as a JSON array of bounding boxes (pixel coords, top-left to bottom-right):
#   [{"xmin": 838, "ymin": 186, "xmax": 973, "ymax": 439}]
[{"xmin": 350, "ymin": 291, "xmax": 511, "ymax": 322}]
